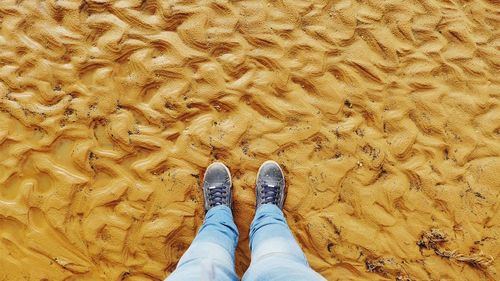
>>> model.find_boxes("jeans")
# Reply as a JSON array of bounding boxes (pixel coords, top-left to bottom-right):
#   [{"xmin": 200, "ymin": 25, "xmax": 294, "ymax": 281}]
[{"xmin": 166, "ymin": 204, "xmax": 326, "ymax": 281}]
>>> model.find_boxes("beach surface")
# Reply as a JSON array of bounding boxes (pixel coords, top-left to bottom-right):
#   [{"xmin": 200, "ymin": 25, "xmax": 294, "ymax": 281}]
[{"xmin": 0, "ymin": 0, "xmax": 499, "ymax": 280}]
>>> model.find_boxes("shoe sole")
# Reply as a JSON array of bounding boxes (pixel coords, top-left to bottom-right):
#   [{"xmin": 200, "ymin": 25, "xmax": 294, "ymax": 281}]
[{"xmin": 256, "ymin": 160, "xmax": 286, "ymax": 206}]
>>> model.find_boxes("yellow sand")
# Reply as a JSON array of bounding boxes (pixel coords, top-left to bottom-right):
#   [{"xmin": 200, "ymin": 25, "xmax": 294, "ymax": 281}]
[{"xmin": 0, "ymin": 0, "xmax": 499, "ymax": 280}]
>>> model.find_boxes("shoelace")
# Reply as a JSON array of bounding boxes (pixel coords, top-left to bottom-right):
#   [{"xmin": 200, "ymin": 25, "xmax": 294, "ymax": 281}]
[
  {"xmin": 261, "ymin": 183, "xmax": 280, "ymax": 204},
  {"xmin": 208, "ymin": 185, "xmax": 227, "ymax": 207}
]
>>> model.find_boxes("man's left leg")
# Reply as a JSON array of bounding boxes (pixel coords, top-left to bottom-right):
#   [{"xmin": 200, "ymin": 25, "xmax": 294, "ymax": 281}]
[
  {"xmin": 166, "ymin": 205, "xmax": 239, "ymax": 281},
  {"xmin": 166, "ymin": 162, "xmax": 239, "ymax": 281}
]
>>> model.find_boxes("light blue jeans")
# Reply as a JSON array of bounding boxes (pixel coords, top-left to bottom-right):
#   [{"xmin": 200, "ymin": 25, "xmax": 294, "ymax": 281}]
[{"xmin": 166, "ymin": 204, "xmax": 326, "ymax": 281}]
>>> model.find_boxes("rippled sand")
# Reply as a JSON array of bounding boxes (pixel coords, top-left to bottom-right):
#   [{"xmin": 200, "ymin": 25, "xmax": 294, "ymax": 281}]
[{"xmin": 0, "ymin": 0, "xmax": 499, "ymax": 280}]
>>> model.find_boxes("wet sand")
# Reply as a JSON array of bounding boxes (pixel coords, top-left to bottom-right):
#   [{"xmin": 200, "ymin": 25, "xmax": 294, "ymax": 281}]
[{"xmin": 0, "ymin": 0, "xmax": 499, "ymax": 280}]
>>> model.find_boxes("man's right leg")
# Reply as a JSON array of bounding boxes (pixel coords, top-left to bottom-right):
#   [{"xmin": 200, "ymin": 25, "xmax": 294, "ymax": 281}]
[
  {"xmin": 242, "ymin": 204, "xmax": 325, "ymax": 281},
  {"xmin": 242, "ymin": 161, "xmax": 325, "ymax": 281}
]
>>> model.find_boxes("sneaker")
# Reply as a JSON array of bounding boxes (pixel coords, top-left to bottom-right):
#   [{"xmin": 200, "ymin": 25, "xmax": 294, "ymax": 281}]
[
  {"xmin": 256, "ymin": 160, "xmax": 286, "ymax": 209},
  {"xmin": 202, "ymin": 162, "xmax": 232, "ymax": 212}
]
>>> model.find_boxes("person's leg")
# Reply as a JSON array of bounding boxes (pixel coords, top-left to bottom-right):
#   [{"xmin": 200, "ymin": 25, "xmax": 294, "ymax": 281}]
[
  {"xmin": 249, "ymin": 204, "xmax": 308, "ymax": 264},
  {"xmin": 166, "ymin": 205, "xmax": 239, "ymax": 281},
  {"xmin": 166, "ymin": 162, "xmax": 239, "ymax": 281},
  {"xmin": 242, "ymin": 204, "xmax": 325, "ymax": 281},
  {"xmin": 242, "ymin": 161, "xmax": 325, "ymax": 281}
]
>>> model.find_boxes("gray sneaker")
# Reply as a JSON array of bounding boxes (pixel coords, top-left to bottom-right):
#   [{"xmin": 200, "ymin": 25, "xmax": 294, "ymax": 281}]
[
  {"xmin": 256, "ymin": 160, "xmax": 286, "ymax": 209},
  {"xmin": 202, "ymin": 162, "xmax": 232, "ymax": 212}
]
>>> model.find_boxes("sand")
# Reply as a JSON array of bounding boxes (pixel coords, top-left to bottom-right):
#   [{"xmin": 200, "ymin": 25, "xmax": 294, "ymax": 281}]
[{"xmin": 0, "ymin": 0, "xmax": 499, "ymax": 280}]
